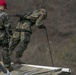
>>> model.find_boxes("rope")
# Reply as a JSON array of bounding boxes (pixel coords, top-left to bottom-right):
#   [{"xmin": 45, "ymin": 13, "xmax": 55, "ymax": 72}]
[{"xmin": 44, "ymin": 28, "xmax": 54, "ymax": 67}]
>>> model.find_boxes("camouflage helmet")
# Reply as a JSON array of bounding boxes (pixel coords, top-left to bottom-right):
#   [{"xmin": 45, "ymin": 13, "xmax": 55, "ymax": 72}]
[{"xmin": 39, "ymin": 9, "xmax": 47, "ymax": 19}]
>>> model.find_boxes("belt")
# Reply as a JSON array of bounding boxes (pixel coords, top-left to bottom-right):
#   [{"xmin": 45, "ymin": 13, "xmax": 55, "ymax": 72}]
[{"xmin": 15, "ymin": 29, "xmax": 32, "ymax": 34}]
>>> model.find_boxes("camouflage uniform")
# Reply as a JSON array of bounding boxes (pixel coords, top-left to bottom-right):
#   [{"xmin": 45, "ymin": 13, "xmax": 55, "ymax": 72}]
[
  {"xmin": 9, "ymin": 9, "xmax": 47, "ymax": 59},
  {"xmin": 0, "ymin": 10, "xmax": 12, "ymax": 68}
]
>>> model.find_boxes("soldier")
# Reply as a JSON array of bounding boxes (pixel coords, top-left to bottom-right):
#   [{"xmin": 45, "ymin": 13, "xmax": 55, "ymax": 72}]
[
  {"xmin": 0, "ymin": 0, "xmax": 13, "ymax": 71},
  {"xmin": 9, "ymin": 9, "xmax": 47, "ymax": 64}
]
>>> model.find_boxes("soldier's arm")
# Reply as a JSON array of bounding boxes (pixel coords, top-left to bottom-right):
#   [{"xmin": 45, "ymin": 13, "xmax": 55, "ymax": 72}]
[
  {"xmin": 4, "ymin": 13, "xmax": 12, "ymax": 36},
  {"xmin": 35, "ymin": 14, "xmax": 46, "ymax": 29}
]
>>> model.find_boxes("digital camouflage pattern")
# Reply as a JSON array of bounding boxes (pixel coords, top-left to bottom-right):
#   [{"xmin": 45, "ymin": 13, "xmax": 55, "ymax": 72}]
[
  {"xmin": 0, "ymin": 10, "xmax": 12, "ymax": 68},
  {"xmin": 9, "ymin": 9, "xmax": 47, "ymax": 58}
]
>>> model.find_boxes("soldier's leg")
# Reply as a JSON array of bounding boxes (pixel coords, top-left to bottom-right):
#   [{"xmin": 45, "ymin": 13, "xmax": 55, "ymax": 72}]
[
  {"xmin": 14, "ymin": 32, "xmax": 31, "ymax": 64},
  {"xmin": 1, "ymin": 38, "xmax": 13, "ymax": 71},
  {"xmin": 9, "ymin": 21, "xmax": 22, "ymax": 52},
  {"xmin": 9, "ymin": 32, "xmax": 20, "ymax": 55}
]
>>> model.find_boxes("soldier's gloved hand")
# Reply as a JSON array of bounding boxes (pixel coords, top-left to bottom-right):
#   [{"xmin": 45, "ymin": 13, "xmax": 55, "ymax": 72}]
[{"xmin": 38, "ymin": 25, "xmax": 46, "ymax": 29}]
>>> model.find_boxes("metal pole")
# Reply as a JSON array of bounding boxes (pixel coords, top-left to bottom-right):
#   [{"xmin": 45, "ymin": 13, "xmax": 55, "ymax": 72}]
[
  {"xmin": 44, "ymin": 28, "xmax": 54, "ymax": 67},
  {"xmin": 0, "ymin": 63, "xmax": 11, "ymax": 75}
]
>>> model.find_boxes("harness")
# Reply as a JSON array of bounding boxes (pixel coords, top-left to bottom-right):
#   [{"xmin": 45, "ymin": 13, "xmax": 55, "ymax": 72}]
[{"xmin": 15, "ymin": 28, "xmax": 32, "ymax": 34}]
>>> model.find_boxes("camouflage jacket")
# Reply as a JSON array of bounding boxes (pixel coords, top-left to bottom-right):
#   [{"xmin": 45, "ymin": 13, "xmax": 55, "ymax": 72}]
[
  {"xmin": 0, "ymin": 10, "xmax": 12, "ymax": 38},
  {"xmin": 16, "ymin": 9, "xmax": 47, "ymax": 33}
]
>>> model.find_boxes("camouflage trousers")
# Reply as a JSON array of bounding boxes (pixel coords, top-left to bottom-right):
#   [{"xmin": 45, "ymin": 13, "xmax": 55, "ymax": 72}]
[
  {"xmin": 0, "ymin": 38, "xmax": 11, "ymax": 68},
  {"xmin": 9, "ymin": 31, "xmax": 31, "ymax": 58}
]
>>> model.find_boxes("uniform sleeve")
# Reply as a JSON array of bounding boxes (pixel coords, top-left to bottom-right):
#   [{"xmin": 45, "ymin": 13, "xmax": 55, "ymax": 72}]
[
  {"xmin": 4, "ymin": 14, "xmax": 12, "ymax": 36},
  {"xmin": 35, "ymin": 14, "xmax": 44, "ymax": 27}
]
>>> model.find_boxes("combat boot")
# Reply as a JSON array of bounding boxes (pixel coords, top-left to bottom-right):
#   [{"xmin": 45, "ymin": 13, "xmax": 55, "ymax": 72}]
[
  {"xmin": 14, "ymin": 58, "xmax": 25, "ymax": 64},
  {"xmin": 6, "ymin": 66, "xmax": 13, "ymax": 72}
]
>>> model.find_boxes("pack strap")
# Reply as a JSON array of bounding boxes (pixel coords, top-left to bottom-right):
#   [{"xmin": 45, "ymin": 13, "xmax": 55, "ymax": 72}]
[{"xmin": 15, "ymin": 28, "xmax": 32, "ymax": 34}]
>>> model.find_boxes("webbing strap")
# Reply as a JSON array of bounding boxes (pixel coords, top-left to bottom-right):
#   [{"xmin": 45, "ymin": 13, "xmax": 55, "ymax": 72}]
[{"xmin": 15, "ymin": 28, "xmax": 32, "ymax": 34}]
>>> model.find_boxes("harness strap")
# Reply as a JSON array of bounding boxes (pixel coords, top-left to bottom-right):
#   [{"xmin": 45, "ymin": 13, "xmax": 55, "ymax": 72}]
[{"xmin": 15, "ymin": 28, "xmax": 32, "ymax": 34}]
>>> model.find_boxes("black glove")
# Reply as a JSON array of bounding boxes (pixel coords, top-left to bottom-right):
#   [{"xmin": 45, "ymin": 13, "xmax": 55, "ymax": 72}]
[{"xmin": 38, "ymin": 25, "xmax": 46, "ymax": 29}]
